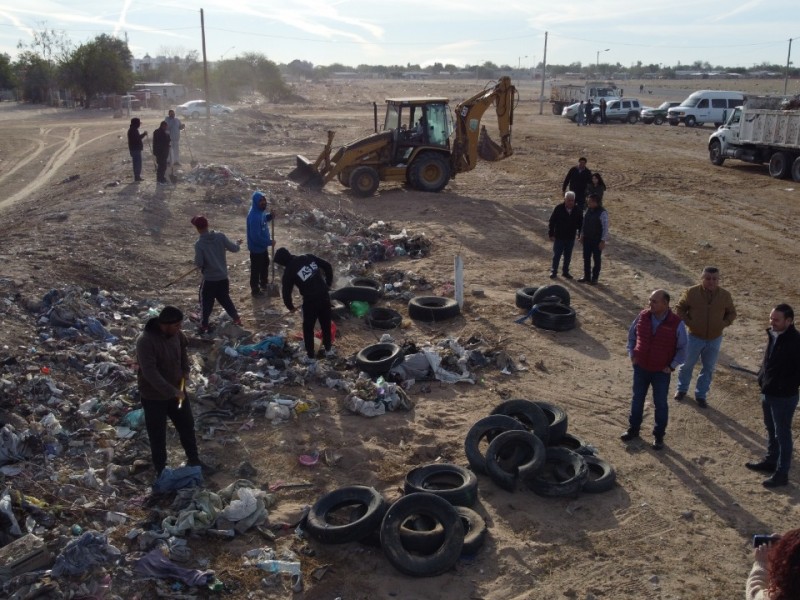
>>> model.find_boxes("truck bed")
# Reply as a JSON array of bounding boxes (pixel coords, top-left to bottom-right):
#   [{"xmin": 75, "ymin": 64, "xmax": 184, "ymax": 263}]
[{"xmin": 740, "ymin": 109, "xmax": 800, "ymax": 149}]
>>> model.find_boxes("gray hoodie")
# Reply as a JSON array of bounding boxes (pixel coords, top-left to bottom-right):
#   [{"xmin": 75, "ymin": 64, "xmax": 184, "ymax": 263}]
[{"xmin": 194, "ymin": 230, "xmax": 239, "ymax": 282}]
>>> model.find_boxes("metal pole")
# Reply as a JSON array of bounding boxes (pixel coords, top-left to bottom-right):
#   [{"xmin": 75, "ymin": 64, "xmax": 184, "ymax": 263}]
[
  {"xmin": 201, "ymin": 9, "xmax": 211, "ymax": 126},
  {"xmin": 538, "ymin": 31, "xmax": 548, "ymax": 115},
  {"xmin": 785, "ymin": 38, "xmax": 793, "ymax": 96}
]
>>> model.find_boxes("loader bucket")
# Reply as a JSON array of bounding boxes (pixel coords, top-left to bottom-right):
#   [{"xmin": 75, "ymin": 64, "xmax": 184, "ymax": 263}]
[
  {"xmin": 288, "ymin": 155, "xmax": 324, "ymax": 188},
  {"xmin": 477, "ymin": 126, "xmax": 504, "ymax": 161}
]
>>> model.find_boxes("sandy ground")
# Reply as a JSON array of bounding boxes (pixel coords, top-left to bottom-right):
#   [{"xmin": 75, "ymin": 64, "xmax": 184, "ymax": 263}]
[{"xmin": 1, "ymin": 76, "xmax": 800, "ymax": 599}]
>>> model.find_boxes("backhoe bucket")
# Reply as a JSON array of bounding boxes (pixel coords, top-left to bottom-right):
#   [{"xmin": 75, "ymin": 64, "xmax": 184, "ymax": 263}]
[
  {"xmin": 477, "ymin": 126, "xmax": 504, "ymax": 161},
  {"xmin": 288, "ymin": 155, "xmax": 324, "ymax": 188}
]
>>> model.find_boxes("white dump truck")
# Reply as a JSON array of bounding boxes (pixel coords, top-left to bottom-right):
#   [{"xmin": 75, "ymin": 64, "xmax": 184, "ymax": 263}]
[
  {"xmin": 708, "ymin": 95, "xmax": 800, "ymax": 181},
  {"xmin": 549, "ymin": 81, "xmax": 622, "ymax": 115}
]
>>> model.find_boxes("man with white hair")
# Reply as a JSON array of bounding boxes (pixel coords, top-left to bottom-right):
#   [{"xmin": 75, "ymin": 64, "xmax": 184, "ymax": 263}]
[{"xmin": 547, "ymin": 191, "xmax": 583, "ymax": 279}]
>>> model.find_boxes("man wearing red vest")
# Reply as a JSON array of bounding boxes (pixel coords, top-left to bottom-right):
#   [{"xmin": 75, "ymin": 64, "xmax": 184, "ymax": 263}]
[{"xmin": 621, "ymin": 289, "xmax": 687, "ymax": 449}]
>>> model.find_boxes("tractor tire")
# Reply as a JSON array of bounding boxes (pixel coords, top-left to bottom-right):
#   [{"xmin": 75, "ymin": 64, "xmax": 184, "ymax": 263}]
[
  {"xmin": 409, "ymin": 152, "xmax": 450, "ymax": 193},
  {"xmin": 350, "ymin": 166, "xmax": 380, "ymax": 197}
]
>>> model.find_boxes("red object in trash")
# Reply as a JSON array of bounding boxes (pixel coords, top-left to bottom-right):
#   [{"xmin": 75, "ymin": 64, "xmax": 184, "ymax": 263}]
[{"xmin": 314, "ymin": 321, "xmax": 337, "ymax": 342}]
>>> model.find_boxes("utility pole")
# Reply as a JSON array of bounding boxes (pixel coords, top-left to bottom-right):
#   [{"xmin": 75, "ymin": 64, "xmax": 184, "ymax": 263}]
[
  {"xmin": 785, "ymin": 38, "xmax": 793, "ymax": 95},
  {"xmin": 200, "ymin": 9, "xmax": 211, "ymax": 126},
  {"xmin": 538, "ymin": 32, "xmax": 548, "ymax": 115}
]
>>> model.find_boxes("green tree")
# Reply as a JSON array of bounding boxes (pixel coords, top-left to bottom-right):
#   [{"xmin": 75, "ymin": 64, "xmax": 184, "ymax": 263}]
[
  {"xmin": 16, "ymin": 23, "xmax": 72, "ymax": 104},
  {"xmin": 14, "ymin": 51, "xmax": 51, "ymax": 102},
  {"xmin": 0, "ymin": 53, "xmax": 16, "ymax": 90},
  {"xmin": 61, "ymin": 34, "xmax": 133, "ymax": 102}
]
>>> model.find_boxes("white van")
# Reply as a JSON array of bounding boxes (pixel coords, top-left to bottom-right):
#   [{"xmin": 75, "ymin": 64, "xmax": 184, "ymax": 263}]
[{"xmin": 667, "ymin": 90, "xmax": 745, "ymax": 127}]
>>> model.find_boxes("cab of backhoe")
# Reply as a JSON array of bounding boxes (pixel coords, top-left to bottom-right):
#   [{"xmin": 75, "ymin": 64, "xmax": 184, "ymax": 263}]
[{"xmin": 383, "ymin": 98, "xmax": 453, "ymax": 161}]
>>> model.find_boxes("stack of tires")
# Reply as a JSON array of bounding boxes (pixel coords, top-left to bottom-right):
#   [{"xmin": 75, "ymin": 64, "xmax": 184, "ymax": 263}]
[
  {"xmin": 464, "ymin": 399, "xmax": 615, "ymax": 497},
  {"xmin": 304, "ymin": 463, "xmax": 488, "ymax": 577},
  {"xmin": 515, "ymin": 284, "xmax": 576, "ymax": 332}
]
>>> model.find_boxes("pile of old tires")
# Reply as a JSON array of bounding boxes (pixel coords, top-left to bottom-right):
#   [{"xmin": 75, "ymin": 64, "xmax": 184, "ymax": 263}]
[
  {"xmin": 515, "ymin": 284, "xmax": 576, "ymax": 332},
  {"xmin": 304, "ymin": 462, "xmax": 487, "ymax": 577},
  {"xmin": 464, "ymin": 398, "xmax": 616, "ymax": 497}
]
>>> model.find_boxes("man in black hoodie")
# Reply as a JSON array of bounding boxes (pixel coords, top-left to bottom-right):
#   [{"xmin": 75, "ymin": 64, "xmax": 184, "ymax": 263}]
[
  {"xmin": 746, "ymin": 304, "xmax": 800, "ymax": 488},
  {"xmin": 127, "ymin": 118, "xmax": 147, "ymax": 182},
  {"xmin": 547, "ymin": 191, "xmax": 583, "ymax": 279},
  {"xmin": 562, "ymin": 157, "xmax": 592, "ymax": 210},
  {"xmin": 274, "ymin": 247, "xmax": 334, "ymax": 361},
  {"xmin": 152, "ymin": 121, "xmax": 170, "ymax": 184},
  {"xmin": 135, "ymin": 306, "xmax": 204, "ymax": 477}
]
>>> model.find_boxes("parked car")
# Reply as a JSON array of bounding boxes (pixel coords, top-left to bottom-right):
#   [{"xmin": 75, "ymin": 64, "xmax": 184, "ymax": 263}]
[
  {"xmin": 561, "ymin": 101, "xmax": 583, "ymax": 122},
  {"xmin": 591, "ymin": 98, "xmax": 642, "ymax": 124},
  {"xmin": 667, "ymin": 90, "xmax": 744, "ymax": 127},
  {"xmin": 177, "ymin": 100, "xmax": 234, "ymax": 119},
  {"xmin": 641, "ymin": 101, "xmax": 681, "ymax": 125}
]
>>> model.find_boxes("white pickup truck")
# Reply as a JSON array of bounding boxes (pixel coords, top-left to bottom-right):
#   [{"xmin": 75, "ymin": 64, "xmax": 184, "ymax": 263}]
[{"xmin": 708, "ymin": 95, "xmax": 800, "ymax": 181}]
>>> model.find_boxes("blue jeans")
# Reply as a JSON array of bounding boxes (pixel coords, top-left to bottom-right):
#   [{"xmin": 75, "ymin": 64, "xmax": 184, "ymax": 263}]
[
  {"xmin": 130, "ymin": 149, "xmax": 142, "ymax": 179},
  {"xmin": 551, "ymin": 238, "xmax": 575, "ymax": 275},
  {"xmin": 629, "ymin": 365, "xmax": 671, "ymax": 437},
  {"xmin": 676, "ymin": 334, "xmax": 723, "ymax": 398},
  {"xmin": 761, "ymin": 393, "xmax": 799, "ymax": 475}
]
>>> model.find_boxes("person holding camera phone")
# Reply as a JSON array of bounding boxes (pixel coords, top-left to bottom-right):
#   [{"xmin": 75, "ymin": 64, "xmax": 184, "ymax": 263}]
[{"xmin": 747, "ymin": 529, "xmax": 800, "ymax": 599}]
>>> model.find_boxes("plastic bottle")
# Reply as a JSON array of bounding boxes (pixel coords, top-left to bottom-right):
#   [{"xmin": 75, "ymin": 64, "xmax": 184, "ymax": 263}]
[{"xmin": 259, "ymin": 560, "xmax": 301, "ymax": 575}]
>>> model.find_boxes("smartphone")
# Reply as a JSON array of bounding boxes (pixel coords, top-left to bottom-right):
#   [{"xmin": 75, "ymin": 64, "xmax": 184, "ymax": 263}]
[{"xmin": 753, "ymin": 534, "xmax": 781, "ymax": 548}]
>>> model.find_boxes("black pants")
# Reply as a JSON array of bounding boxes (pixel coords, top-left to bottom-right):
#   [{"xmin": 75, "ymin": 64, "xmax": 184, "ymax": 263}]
[
  {"xmin": 199, "ymin": 278, "xmax": 239, "ymax": 326},
  {"xmin": 249, "ymin": 251, "xmax": 270, "ymax": 293},
  {"xmin": 583, "ymin": 239, "xmax": 603, "ymax": 281},
  {"xmin": 155, "ymin": 153, "xmax": 168, "ymax": 182},
  {"xmin": 141, "ymin": 396, "xmax": 199, "ymax": 474},
  {"xmin": 302, "ymin": 294, "xmax": 332, "ymax": 358}
]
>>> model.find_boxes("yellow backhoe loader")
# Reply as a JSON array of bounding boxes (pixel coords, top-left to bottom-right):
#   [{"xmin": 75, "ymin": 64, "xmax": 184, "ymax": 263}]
[{"xmin": 289, "ymin": 76, "xmax": 517, "ymax": 197}]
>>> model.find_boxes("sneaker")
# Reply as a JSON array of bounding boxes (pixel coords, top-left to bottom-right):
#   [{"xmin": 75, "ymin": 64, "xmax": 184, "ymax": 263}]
[
  {"xmin": 695, "ymin": 397, "xmax": 708, "ymax": 409},
  {"xmin": 620, "ymin": 429, "xmax": 640, "ymax": 442},
  {"xmin": 562, "ymin": 272, "xmax": 574, "ymax": 279},
  {"xmin": 674, "ymin": 391, "xmax": 687, "ymax": 401},
  {"xmin": 763, "ymin": 473, "xmax": 789, "ymax": 488},
  {"xmin": 652, "ymin": 436, "xmax": 664, "ymax": 450},
  {"xmin": 746, "ymin": 460, "xmax": 778, "ymax": 473},
  {"xmin": 549, "ymin": 272, "xmax": 558, "ymax": 279},
  {"xmin": 589, "ymin": 279, "xmax": 599, "ymax": 286},
  {"xmin": 135, "ymin": 177, "xmax": 144, "ymax": 182}
]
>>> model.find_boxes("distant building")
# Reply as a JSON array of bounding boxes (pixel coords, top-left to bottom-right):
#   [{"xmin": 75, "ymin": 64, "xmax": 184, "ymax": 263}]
[{"xmin": 133, "ymin": 83, "xmax": 187, "ymax": 101}]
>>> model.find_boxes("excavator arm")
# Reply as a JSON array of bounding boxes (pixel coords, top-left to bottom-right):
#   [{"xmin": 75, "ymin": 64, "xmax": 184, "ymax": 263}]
[{"xmin": 451, "ymin": 76, "xmax": 516, "ymax": 175}]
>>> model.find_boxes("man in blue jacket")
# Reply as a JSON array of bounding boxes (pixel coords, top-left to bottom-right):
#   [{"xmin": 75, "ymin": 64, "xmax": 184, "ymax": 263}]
[{"xmin": 246, "ymin": 191, "xmax": 274, "ymax": 297}]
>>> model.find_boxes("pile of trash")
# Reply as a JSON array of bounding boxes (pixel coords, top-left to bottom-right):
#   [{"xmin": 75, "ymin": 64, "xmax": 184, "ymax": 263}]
[{"xmin": 184, "ymin": 163, "xmax": 251, "ymax": 187}]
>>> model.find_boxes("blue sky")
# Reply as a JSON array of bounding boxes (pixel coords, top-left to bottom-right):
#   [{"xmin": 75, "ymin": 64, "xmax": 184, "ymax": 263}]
[{"xmin": 0, "ymin": 1, "xmax": 797, "ymax": 69}]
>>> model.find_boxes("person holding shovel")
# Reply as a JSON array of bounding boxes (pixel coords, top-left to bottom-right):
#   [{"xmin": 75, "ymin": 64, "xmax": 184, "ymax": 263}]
[
  {"xmin": 246, "ymin": 191, "xmax": 274, "ymax": 297},
  {"xmin": 135, "ymin": 305, "xmax": 207, "ymax": 477},
  {"xmin": 192, "ymin": 215, "xmax": 243, "ymax": 334},
  {"xmin": 273, "ymin": 247, "xmax": 335, "ymax": 362}
]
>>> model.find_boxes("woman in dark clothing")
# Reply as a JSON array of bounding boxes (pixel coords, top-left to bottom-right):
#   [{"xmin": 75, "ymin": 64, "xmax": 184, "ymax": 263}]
[
  {"xmin": 586, "ymin": 172, "xmax": 607, "ymax": 203},
  {"xmin": 127, "ymin": 118, "xmax": 147, "ymax": 182},
  {"xmin": 579, "ymin": 193, "xmax": 609, "ymax": 285}
]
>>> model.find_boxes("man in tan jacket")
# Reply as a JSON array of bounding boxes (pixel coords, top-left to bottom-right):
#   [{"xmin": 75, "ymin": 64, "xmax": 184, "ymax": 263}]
[{"xmin": 674, "ymin": 266, "xmax": 737, "ymax": 408}]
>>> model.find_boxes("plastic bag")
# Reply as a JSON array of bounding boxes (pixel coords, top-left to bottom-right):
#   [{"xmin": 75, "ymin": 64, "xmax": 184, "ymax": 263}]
[{"xmin": 350, "ymin": 301, "xmax": 369, "ymax": 317}]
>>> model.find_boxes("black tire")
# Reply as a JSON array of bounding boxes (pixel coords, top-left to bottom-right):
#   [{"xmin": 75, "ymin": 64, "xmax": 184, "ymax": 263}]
[
  {"xmin": 515, "ymin": 286, "xmax": 539, "ymax": 310},
  {"xmin": 685, "ymin": 116, "xmax": 697, "ymax": 127},
  {"xmin": 404, "ymin": 463, "xmax": 478, "ymax": 507},
  {"xmin": 668, "ymin": 120, "xmax": 678, "ymax": 126},
  {"xmin": 627, "ymin": 112, "xmax": 639, "ymax": 124},
  {"xmin": 654, "ymin": 115, "xmax": 664, "ymax": 125},
  {"xmin": 555, "ymin": 455, "xmax": 616, "ymax": 494},
  {"xmin": 306, "ymin": 485, "xmax": 387, "ymax": 544},
  {"xmin": 365, "ymin": 307, "xmax": 402, "ymax": 330},
  {"xmin": 769, "ymin": 152, "xmax": 790, "ymax": 179},
  {"xmin": 355, "ymin": 343, "xmax": 403, "ymax": 377},
  {"xmin": 552, "ymin": 103, "xmax": 562, "ymax": 115},
  {"xmin": 709, "ymin": 139, "xmax": 725, "ymax": 166},
  {"xmin": 455, "ymin": 506, "xmax": 487, "ymax": 555},
  {"xmin": 485, "ymin": 430, "xmax": 546, "ymax": 491},
  {"xmin": 532, "ymin": 401, "xmax": 568, "ymax": 444},
  {"xmin": 337, "ymin": 170, "xmax": 351, "ymax": 188},
  {"xmin": 550, "ymin": 432, "xmax": 595, "ymax": 456},
  {"xmin": 530, "ymin": 284, "xmax": 570, "ymax": 307},
  {"xmin": 532, "ymin": 302, "xmax": 577, "ymax": 332},
  {"xmin": 380, "ymin": 493, "xmax": 464, "ymax": 577},
  {"xmin": 464, "ymin": 414, "xmax": 528, "ymax": 475},
  {"xmin": 330, "ymin": 285, "xmax": 382, "ymax": 304},
  {"xmin": 525, "ymin": 447, "xmax": 588, "ymax": 498},
  {"xmin": 489, "ymin": 399, "xmax": 551, "ymax": 444},
  {"xmin": 350, "ymin": 166, "xmax": 380, "ymax": 197},
  {"xmin": 349, "ymin": 277, "xmax": 382, "ymax": 291},
  {"xmin": 408, "ymin": 296, "xmax": 460, "ymax": 322},
  {"xmin": 349, "ymin": 505, "xmax": 382, "ymax": 547},
  {"xmin": 409, "ymin": 152, "xmax": 450, "ymax": 193},
  {"xmin": 792, "ymin": 156, "xmax": 800, "ymax": 183}
]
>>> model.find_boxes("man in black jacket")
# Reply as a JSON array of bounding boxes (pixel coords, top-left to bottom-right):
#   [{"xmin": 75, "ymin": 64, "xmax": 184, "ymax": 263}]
[
  {"xmin": 746, "ymin": 304, "xmax": 800, "ymax": 488},
  {"xmin": 562, "ymin": 157, "xmax": 592, "ymax": 210},
  {"xmin": 127, "ymin": 118, "xmax": 147, "ymax": 182},
  {"xmin": 152, "ymin": 121, "xmax": 170, "ymax": 184},
  {"xmin": 547, "ymin": 191, "xmax": 583, "ymax": 279},
  {"xmin": 274, "ymin": 247, "xmax": 334, "ymax": 361}
]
